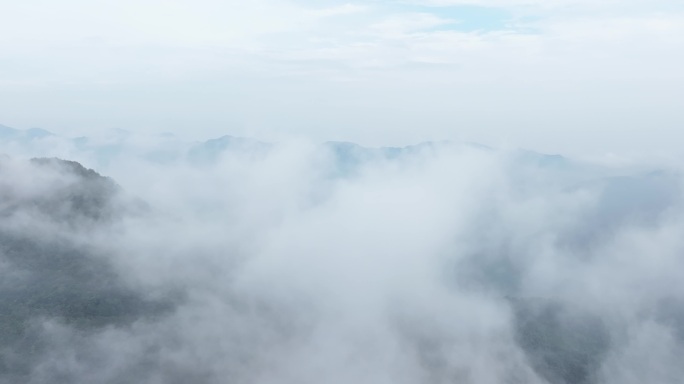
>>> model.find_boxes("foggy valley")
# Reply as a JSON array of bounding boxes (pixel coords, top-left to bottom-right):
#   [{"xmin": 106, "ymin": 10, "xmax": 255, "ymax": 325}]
[
  {"xmin": 0, "ymin": 127, "xmax": 682, "ymax": 383},
  {"xmin": 2, "ymin": 0, "xmax": 683, "ymax": 381}
]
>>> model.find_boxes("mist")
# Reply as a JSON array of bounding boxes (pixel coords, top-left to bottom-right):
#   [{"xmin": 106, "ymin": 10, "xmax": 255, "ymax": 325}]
[{"xmin": 0, "ymin": 130, "xmax": 683, "ymax": 384}]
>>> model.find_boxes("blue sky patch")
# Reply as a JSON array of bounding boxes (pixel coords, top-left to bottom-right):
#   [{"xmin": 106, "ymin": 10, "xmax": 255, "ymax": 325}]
[{"xmin": 394, "ymin": 4, "xmax": 513, "ymax": 32}]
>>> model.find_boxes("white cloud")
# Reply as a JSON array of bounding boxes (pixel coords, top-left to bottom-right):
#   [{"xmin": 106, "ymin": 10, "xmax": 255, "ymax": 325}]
[
  {"xmin": 2, "ymin": 139, "xmax": 684, "ymax": 382},
  {"xmin": 1, "ymin": 0, "xmax": 683, "ymax": 156}
]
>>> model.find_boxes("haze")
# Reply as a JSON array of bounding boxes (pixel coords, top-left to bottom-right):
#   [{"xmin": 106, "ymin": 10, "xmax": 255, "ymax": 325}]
[
  {"xmin": 1, "ymin": 0, "xmax": 683, "ymax": 156},
  {"xmin": 1, "ymin": 1, "xmax": 684, "ymax": 383}
]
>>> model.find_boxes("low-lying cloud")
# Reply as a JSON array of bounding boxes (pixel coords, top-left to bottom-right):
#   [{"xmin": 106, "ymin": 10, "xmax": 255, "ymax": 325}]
[{"xmin": 0, "ymin": 133, "xmax": 683, "ymax": 383}]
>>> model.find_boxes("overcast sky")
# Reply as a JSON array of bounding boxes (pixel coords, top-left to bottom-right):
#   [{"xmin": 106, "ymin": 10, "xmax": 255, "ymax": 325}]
[{"xmin": 1, "ymin": 0, "xmax": 683, "ymax": 156}]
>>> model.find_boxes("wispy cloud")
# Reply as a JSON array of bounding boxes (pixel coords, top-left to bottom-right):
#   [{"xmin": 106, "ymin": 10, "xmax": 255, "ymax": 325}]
[{"xmin": 1, "ymin": 0, "xmax": 683, "ymax": 156}]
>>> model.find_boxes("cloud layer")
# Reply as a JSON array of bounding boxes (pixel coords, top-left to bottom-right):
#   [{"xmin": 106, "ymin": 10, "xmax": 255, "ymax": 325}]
[{"xmin": 1, "ymin": 134, "xmax": 683, "ymax": 383}]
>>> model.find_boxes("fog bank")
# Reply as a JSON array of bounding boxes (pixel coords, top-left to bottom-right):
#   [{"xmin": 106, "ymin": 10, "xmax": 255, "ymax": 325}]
[{"xmin": 0, "ymin": 136, "xmax": 683, "ymax": 383}]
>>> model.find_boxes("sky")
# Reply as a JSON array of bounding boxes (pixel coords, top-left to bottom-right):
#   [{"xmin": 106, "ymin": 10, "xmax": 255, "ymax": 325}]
[{"xmin": 1, "ymin": 0, "xmax": 683, "ymax": 157}]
